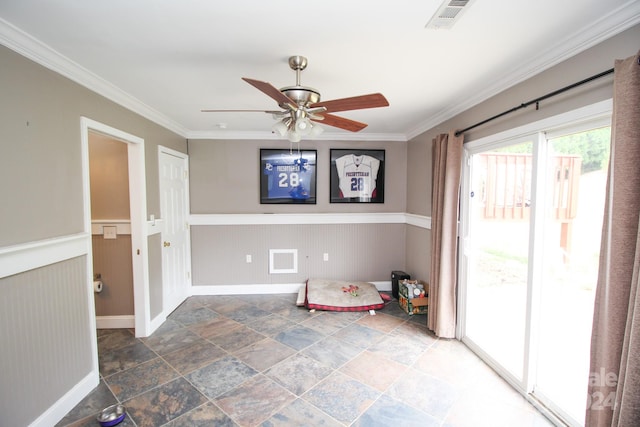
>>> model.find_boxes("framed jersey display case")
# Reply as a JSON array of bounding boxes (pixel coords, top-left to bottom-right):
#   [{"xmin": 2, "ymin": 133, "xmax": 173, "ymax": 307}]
[
  {"xmin": 260, "ymin": 149, "xmax": 317, "ymax": 204},
  {"xmin": 330, "ymin": 149, "xmax": 385, "ymax": 203}
]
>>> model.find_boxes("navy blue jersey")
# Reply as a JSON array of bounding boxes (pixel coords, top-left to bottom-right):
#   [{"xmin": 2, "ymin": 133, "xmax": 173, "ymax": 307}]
[{"xmin": 264, "ymin": 155, "xmax": 311, "ymax": 199}]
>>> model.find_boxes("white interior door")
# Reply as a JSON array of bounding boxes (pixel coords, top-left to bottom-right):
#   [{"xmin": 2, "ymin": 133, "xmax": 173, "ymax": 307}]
[{"xmin": 159, "ymin": 147, "xmax": 191, "ymax": 315}]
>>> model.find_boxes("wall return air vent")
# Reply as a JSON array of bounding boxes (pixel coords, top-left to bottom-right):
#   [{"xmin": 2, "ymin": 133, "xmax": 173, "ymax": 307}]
[{"xmin": 425, "ymin": 0, "xmax": 475, "ymax": 29}]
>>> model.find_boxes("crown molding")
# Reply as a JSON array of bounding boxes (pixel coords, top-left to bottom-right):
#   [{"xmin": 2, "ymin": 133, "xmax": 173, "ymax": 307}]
[
  {"xmin": 0, "ymin": 16, "xmax": 405, "ymax": 143},
  {"xmin": 0, "ymin": 17, "xmax": 189, "ymax": 138},
  {"xmin": 3, "ymin": 2, "xmax": 637, "ymax": 144},
  {"xmin": 405, "ymin": 1, "xmax": 640, "ymax": 140}
]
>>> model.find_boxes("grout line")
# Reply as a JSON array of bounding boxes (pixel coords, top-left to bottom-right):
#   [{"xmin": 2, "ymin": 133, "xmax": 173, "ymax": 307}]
[{"xmin": 76, "ymin": 295, "xmax": 548, "ymax": 427}]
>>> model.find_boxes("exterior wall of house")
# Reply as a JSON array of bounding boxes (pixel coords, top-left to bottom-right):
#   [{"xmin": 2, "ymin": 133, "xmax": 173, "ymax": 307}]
[
  {"xmin": 0, "ymin": 44, "xmax": 186, "ymax": 426},
  {"xmin": 404, "ymin": 23, "xmax": 640, "ymax": 280}
]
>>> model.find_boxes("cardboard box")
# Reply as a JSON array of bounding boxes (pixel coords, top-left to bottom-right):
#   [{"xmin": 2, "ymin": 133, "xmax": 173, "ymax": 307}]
[{"xmin": 398, "ymin": 280, "xmax": 429, "ymax": 315}]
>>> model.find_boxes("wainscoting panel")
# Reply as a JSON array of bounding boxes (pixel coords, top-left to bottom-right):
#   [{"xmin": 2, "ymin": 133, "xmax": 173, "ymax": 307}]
[
  {"xmin": 92, "ymin": 234, "xmax": 134, "ymax": 316},
  {"xmin": 190, "ymin": 223, "xmax": 406, "ymax": 287},
  {"xmin": 0, "ymin": 256, "xmax": 94, "ymax": 427}
]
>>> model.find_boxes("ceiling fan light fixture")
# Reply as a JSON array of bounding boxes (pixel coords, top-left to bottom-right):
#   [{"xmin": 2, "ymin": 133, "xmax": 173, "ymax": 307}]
[
  {"xmin": 295, "ymin": 117, "xmax": 313, "ymax": 136},
  {"xmin": 272, "ymin": 119, "xmax": 289, "ymax": 137},
  {"xmin": 287, "ymin": 129, "xmax": 301, "ymax": 142},
  {"xmin": 310, "ymin": 122, "xmax": 324, "ymax": 137}
]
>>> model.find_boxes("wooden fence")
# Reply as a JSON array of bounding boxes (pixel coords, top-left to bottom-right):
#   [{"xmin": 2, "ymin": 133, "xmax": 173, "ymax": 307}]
[
  {"xmin": 477, "ymin": 153, "xmax": 582, "ymax": 261},
  {"xmin": 478, "ymin": 153, "xmax": 581, "ymax": 221}
]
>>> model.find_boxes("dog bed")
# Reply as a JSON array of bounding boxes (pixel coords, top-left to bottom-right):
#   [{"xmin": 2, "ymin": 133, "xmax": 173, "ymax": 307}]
[{"xmin": 300, "ymin": 278, "xmax": 385, "ymax": 312}]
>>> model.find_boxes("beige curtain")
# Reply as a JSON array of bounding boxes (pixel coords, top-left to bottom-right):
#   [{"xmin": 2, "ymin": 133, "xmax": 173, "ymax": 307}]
[
  {"xmin": 586, "ymin": 51, "xmax": 640, "ymax": 427},
  {"xmin": 428, "ymin": 131, "xmax": 463, "ymax": 338}
]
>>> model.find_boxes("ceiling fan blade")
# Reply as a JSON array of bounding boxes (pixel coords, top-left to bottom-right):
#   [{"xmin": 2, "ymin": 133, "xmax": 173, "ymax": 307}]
[
  {"xmin": 310, "ymin": 93, "xmax": 389, "ymax": 113},
  {"xmin": 311, "ymin": 113, "xmax": 368, "ymax": 132},
  {"xmin": 242, "ymin": 77, "xmax": 297, "ymax": 108}
]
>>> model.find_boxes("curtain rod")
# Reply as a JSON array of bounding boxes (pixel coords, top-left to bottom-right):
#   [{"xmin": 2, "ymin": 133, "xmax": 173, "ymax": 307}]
[{"xmin": 454, "ymin": 68, "xmax": 615, "ymax": 137}]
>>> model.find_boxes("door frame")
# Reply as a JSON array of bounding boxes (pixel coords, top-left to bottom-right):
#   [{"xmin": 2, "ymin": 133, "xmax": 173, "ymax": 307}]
[
  {"xmin": 158, "ymin": 145, "xmax": 192, "ymax": 317},
  {"xmin": 81, "ymin": 117, "xmax": 151, "ymax": 337}
]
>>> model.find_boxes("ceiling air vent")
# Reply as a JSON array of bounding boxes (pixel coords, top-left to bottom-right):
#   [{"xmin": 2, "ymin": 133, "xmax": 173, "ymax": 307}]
[{"xmin": 425, "ymin": 0, "xmax": 475, "ymax": 30}]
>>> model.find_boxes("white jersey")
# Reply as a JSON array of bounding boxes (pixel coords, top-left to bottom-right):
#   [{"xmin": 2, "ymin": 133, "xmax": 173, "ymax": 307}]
[{"xmin": 335, "ymin": 154, "xmax": 380, "ymax": 198}]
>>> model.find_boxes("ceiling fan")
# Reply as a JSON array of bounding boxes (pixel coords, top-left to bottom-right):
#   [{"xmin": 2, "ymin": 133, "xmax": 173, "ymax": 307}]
[{"xmin": 202, "ymin": 55, "xmax": 389, "ymax": 141}]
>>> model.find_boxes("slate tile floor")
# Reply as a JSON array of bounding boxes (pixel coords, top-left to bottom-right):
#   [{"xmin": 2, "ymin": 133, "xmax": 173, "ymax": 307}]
[{"xmin": 58, "ymin": 293, "xmax": 554, "ymax": 427}]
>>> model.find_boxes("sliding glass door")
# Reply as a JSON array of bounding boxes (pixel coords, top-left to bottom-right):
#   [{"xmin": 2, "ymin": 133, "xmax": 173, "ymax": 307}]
[
  {"xmin": 534, "ymin": 127, "xmax": 609, "ymax": 423},
  {"xmin": 464, "ymin": 139, "xmax": 534, "ymax": 381},
  {"xmin": 459, "ymin": 106, "xmax": 611, "ymax": 426}
]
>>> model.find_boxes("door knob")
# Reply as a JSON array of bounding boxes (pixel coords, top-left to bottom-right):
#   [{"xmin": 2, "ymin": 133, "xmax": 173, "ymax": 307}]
[{"xmin": 163, "ymin": 241, "xmax": 171, "ymax": 247}]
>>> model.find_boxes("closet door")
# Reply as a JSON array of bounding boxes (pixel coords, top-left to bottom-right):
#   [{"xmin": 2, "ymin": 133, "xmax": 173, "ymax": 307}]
[{"xmin": 159, "ymin": 148, "xmax": 191, "ymax": 316}]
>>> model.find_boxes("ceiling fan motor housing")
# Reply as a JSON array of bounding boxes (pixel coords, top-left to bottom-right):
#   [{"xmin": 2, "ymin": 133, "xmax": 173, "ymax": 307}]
[
  {"xmin": 279, "ymin": 86, "xmax": 320, "ymax": 108},
  {"xmin": 279, "ymin": 55, "xmax": 321, "ymax": 108}
]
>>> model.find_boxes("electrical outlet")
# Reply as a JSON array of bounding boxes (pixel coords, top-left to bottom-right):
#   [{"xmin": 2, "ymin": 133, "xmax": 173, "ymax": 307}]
[
  {"xmin": 323, "ymin": 253, "xmax": 329, "ymax": 261},
  {"xmin": 103, "ymin": 226, "xmax": 117, "ymax": 239},
  {"xmin": 246, "ymin": 255, "xmax": 252, "ymax": 263}
]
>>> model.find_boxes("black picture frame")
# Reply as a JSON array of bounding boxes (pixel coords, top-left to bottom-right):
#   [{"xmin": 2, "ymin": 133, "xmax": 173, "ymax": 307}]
[
  {"xmin": 330, "ymin": 149, "xmax": 385, "ymax": 203},
  {"xmin": 260, "ymin": 149, "xmax": 317, "ymax": 204}
]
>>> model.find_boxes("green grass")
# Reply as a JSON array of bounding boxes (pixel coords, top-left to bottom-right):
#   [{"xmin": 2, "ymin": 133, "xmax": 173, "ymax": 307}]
[{"xmin": 483, "ymin": 248, "xmax": 528, "ymax": 264}]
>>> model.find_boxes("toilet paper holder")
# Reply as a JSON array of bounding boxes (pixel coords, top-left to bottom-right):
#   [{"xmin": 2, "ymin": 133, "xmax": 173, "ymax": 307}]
[
  {"xmin": 93, "ymin": 273, "xmax": 103, "ymax": 293},
  {"xmin": 93, "ymin": 280, "xmax": 103, "ymax": 293}
]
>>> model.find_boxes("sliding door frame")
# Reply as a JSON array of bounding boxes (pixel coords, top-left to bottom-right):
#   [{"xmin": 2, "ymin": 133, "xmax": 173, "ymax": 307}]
[{"xmin": 457, "ymin": 99, "xmax": 612, "ymax": 425}]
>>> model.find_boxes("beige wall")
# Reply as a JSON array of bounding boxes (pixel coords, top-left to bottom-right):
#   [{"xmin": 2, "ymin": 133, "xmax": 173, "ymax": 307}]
[
  {"xmin": 89, "ymin": 133, "xmax": 130, "ymax": 219},
  {"xmin": 188, "ymin": 138, "xmax": 409, "ymax": 284},
  {"xmin": 0, "ymin": 44, "xmax": 186, "ymax": 426},
  {"xmin": 189, "ymin": 138, "xmax": 407, "ymax": 213},
  {"xmin": 0, "ymin": 45, "xmax": 187, "ymax": 247},
  {"xmin": 191, "ymin": 223, "xmax": 407, "ymax": 286},
  {"xmin": 2, "ymin": 22, "xmax": 639, "ymax": 426},
  {"xmin": 148, "ymin": 233, "xmax": 164, "ymax": 319},
  {"xmin": 0, "ymin": 257, "xmax": 91, "ymax": 427},
  {"xmin": 92, "ymin": 235, "xmax": 134, "ymax": 316},
  {"xmin": 89, "ymin": 133, "xmax": 135, "ymax": 316}
]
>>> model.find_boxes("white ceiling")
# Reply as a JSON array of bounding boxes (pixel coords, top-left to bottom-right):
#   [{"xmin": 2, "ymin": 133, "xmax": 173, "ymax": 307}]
[{"xmin": 1, "ymin": 1, "xmax": 639, "ymax": 141}]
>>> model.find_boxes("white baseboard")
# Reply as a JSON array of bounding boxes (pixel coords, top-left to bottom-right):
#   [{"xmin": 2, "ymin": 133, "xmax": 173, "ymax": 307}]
[
  {"xmin": 191, "ymin": 283, "xmax": 302, "ymax": 295},
  {"xmin": 370, "ymin": 281, "xmax": 392, "ymax": 291},
  {"xmin": 30, "ymin": 371, "xmax": 99, "ymax": 427},
  {"xmin": 95, "ymin": 315, "xmax": 135, "ymax": 329},
  {"xmin": 190, "ymin": 281, "xmax": 392, "ymax": 295}
]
